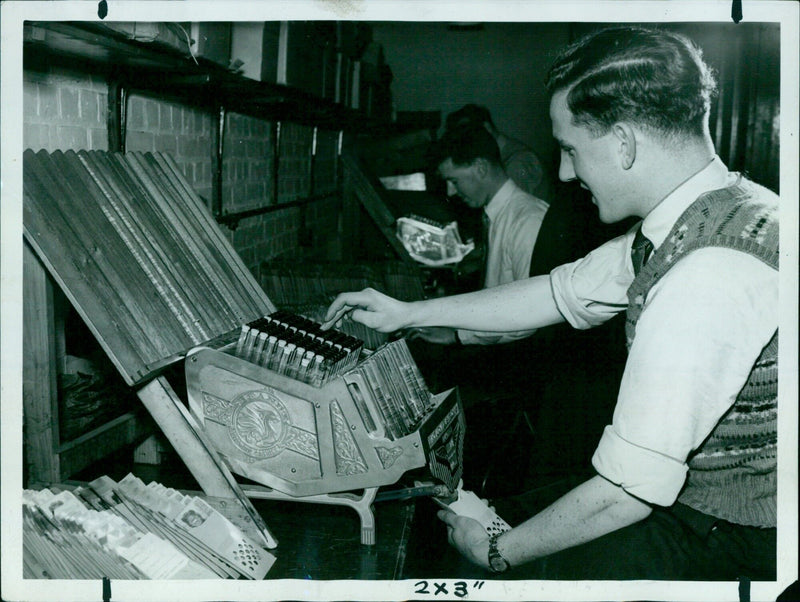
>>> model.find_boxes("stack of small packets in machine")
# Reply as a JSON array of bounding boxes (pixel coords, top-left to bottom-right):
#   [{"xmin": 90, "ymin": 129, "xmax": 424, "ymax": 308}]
[
  {"xmin": 234, "ymin": 310, "xmax": 364, "ymax": 387},
  {"xmin": 23, "ymin": 473, "xmax": 275, "ymax": 580}
]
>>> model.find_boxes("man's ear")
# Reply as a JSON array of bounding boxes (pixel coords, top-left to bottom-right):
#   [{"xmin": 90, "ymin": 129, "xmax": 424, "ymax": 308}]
[
  {"xmin": 472, "ymin": 157, "xmax": 490, "ymax": 178},
  {"xmin": 612, "ymin": 122, "xmax": 637, "ymax": 170}
]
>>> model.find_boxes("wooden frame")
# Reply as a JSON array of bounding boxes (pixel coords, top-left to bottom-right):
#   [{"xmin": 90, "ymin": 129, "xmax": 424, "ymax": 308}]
[{"xmin": 22, "ymin": 242, "xmax": 150, "ymax": 485}]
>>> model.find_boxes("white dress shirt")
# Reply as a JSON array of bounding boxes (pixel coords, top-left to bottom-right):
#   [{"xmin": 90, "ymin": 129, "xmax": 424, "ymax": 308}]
[
  {"xmin": 549, "ymin": 157, "xmax": 778, "ymax": 506},
  {"xmin": 458, "ymin": 179, "xmax": 549, "ymax": 345}
]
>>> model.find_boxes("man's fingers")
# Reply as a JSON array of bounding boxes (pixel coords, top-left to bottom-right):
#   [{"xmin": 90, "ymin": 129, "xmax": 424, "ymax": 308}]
[
  {"xmin": 437, "ymin": 509, "xmax": 458, "ymax": 526},
  {"xmin": 324, "ymin": 293, "xmax": 354, "ymax": 322},
  {"xmin": 320, "ymin": 307, "xmax": 349, "ymax": 331},
  {"xmin": 322, "ymin": 287, "xmax": 405, "ymax": 333},
  {"xmin": 322, "ymin": 290, "xmax": 374, "ymax": 330}
]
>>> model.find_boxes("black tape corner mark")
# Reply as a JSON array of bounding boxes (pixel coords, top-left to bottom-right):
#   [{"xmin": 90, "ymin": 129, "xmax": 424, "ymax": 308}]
[
  {"xmin": 731, "ymin": 0, "xmax": 743, "ymax": 23},
  {"xmin": 738, "ymin": 576, "xmax": 750, "ymax": 602},
  {"xmin": 98, "ymin": 0, "xmax": 108, "ymax": 20},
  {"xmin": 102, "ymin": 576, "xmax": 112, "ymax": 602}
]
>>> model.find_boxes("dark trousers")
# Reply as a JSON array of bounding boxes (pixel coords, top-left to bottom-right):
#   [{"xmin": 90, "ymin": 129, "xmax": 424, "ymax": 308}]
[{"xmin": 496, "ymin": 498, "xmax": 777, "ymax": 581}]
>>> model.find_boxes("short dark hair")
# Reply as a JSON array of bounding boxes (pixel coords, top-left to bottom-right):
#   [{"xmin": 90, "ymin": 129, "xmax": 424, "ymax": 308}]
[
  {"xmin": 429, "ymin": 124, "xmax": 502, "ymax": 168},
  {"xmin": 445, "ymin": 104, "xmax": 495, "ymax": 131},
  {"xmin": 545, "ymin": 26, "xmax": 718, "ymax": 139}
]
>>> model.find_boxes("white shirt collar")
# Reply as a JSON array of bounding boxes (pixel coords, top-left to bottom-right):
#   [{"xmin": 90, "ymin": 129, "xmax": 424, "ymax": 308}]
[
  {"xmin": 642, "ymin": 156, "xmax": 730, "ymax": 249},
  {"xmin": 484, "ymin": 179, "xmax": 517, "ymax": 222}
]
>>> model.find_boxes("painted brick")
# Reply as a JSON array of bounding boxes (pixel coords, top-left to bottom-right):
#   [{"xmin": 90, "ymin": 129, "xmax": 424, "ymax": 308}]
[
  {"xmin": 24, "ymin": 124, "xmax": 50, "ymax": 151},
  {"xmin": 238, "ymin": 160, "xmax": 249, "ymax": 181},
  {"xmin": 240, "ymin": 161, "xmax": 252, "ymax": 182},
  {"xmin": 245, "ymin": 139, "xmax": 261, "ymax": 158},
  {"xmin": 221, "ymin": 185, "xmax": 234, "ymax": 208},
  {"xmin": 179, "ymin": 107, "xmax": 193, "ymax": 134},
  {"xmin": 231, "ymin": 184, "xmax": 247, "ymax": 207},
  {"xmin": 38, "ymin": 83, "xmax": 60, "ymax": 119},
  {"xmin": 186, "ymin": 161, "xmax": 203, "ymax": 187},
  {"xmin": 59, "ymin": 87, "xmax": 80, "ymax": 121},
  {"xmin": 197, "ymin": 160, "xmax": 208, "ymax": 183},
  {"xmin": 198, "ymin": 159, "xmax": 212, "ymax": 181},
  {"xmin": 221, "ymin": 160, "xmax": 235, "ymax": 182},
  {"xmin": 227, "ymin": 114, "xmax": 243, "ymax": 137},
  {"xmin": 144, "ymin": 100, "xmax": 160, "ymax": 131},
  {"xmin": 239, "ymin": 247, "xmax": 256, "ymax": 269},
  {"xmin": 196, "ymin": 186, "xmax": 213, "ymax": 205},
  {"xmin": 178, "ymin": 161, "xmax": 194, "ymax": 182},
  {"xmin": 86, "ymin": 74, "xmax": 107, "ymax": 92},
  {"xmin": 154, "ymin": 134, "xmax": 178, "ymax": 155},
  {"xmin": 185, "ymin": 110, "xmax": 195, "ymax": 134},
  {"xmin": 186, "ymin": 161, "xmax": 202, "ymax": 189},
  {"xmin": 54, "ymin": 125, "xmax": 89, "ymax": 150},
  {"xmin": 221, "ymin": 226, "xmax": 235, "ymax": 245},
  {"xmin": 177, "ymin": 136, "xmax": 202, "ymax": 158},
  {"xmin": 245, "ymin": 182, "xmax": 265, "ymax": 201},
  {"xmin": 230, "ymin": 139, "xmax": 247, "ymax": 158},
  {"xmin": 24, "ymin": 69, "xmax": 51, "ymax": 85},
  {"xmin": 231, "ymin": 224, "xmax": 250, "ymax": 247},
  {"xmin": 128, "ymin": 96, "xmax": 146, "ymax": 130},
  {"xmin": 79, "ymin": 89, "xmax": 100, "ymax": 124},
  {"xmin": 88, "ymin": 127, "xmax": 109, "ymax": 151},
  {"xmin": 251, "ymin": 120, "xmax": 269, "ymax": 138},
  {"xmin": 125, "ymin": 130, "xmax": 155, "ymax": 152},
  {"xmin": 195, "ymin": 112, "xmax": 206, "ymax": 134},
  {"xmin": 196, "ymin": 136, "xmax": 212, "ymax": 157},
  {"xmin": 23, "ymin": 83, "xmax": 39, "ymax": 119},
  {"xmin": 159, "ymin": 104, "xmax": 174, "ymax": 131}
]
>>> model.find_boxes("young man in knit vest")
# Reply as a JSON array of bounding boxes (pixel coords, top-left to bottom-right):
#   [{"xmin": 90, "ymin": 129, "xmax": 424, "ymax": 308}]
[{"xmin": 324, "ymin": 27, "xmax": 779, "ymax": 580}]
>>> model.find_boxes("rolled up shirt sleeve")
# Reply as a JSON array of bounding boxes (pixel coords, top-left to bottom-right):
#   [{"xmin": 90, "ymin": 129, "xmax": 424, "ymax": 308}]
[
  {"xmin": 550, "ymin": 232, "xmax": 634, "ymax": 329},
  {"xmin": 592, "ymin": 426, "xmax": 688, "ymax": 505}
]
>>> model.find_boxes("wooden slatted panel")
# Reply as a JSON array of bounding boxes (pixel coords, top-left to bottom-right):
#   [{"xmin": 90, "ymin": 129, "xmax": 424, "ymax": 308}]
[
  {"xmin": 341, "ymin": 151, "xmax": 414, "ymax": 263},
  {"xmin": 23, "ymin": 149, "xmax": 276, "ymax": 386}
]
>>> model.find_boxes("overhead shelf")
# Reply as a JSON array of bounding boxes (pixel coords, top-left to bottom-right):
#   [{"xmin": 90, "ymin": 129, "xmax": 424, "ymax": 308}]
[{"xmin": 23, "ymin": 20, "xmax": 384, "ymax": 132}]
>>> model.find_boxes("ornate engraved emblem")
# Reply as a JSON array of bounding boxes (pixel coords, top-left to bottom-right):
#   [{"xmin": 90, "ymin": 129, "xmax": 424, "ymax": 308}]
[
  {"xmin": 203, "ymin": 389, "xmax": 319, "ymax": 461},
  {"xmin": 376, "ymin": 446, "xmax": 404, "ymax": 469},
  {"xmin": 230, "ymin": 390, "xmax": 291, "ymax": 458},
  {"xmin": 203, "ymin": 393, "xmax": 235, "ymax": 423},
  {"xmin": 330, "ymin": 400, "xmax": 368, "ymax": 475}
]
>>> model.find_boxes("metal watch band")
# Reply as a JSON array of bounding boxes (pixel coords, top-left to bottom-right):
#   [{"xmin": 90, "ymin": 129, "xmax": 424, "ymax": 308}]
[{"xmin": 487, "ymin": 533, "xmax": 511, "ymax": 573}]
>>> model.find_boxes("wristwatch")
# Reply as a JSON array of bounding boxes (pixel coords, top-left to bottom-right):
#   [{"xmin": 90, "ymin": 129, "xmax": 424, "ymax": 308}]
[{"xmin": 487, "ymin": 533, "xmax": 511, "ymax": 573}]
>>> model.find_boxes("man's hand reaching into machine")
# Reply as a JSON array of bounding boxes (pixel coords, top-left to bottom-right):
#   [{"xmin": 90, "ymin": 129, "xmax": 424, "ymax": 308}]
[{"xmin": 322, "ymin": 288, "xmax": 414, "ymax": 332}]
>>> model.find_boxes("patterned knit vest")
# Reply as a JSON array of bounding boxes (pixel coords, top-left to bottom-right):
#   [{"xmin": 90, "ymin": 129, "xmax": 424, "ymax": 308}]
[{"xmin": 626, "ymin": 176, "xmax": 779, "ymax": 528}]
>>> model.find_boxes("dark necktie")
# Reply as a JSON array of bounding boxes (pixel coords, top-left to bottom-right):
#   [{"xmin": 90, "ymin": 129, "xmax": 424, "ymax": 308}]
[
  {"xmin": 631, "ymin": 224, "xmax": 653, "ymax": 276},
  {"xmin": 481, "ymin": 211, "xmax": 491, "ymax": 284}
]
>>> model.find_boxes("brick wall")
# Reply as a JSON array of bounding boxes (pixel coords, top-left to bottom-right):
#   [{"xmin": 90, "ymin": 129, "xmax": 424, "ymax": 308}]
[
  {"xmin": 278, "ymin": 122, "xmax": 313, "ymax": 202},
  {"xmin": 125, "ymin": 93, "xmax": 215, "ymax": 202},
  {"xmin": 224, "ymin": 113, "xmax": 272, "ymax": 214},
  {"xmin": 23, "ymin": 66, "xmax": 344, "ymax": 278},
  {"xmin": 23, "ymin": 68, "xmax": 109, "ymax": 152}
]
